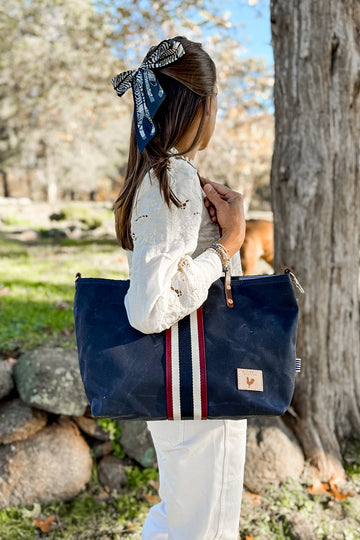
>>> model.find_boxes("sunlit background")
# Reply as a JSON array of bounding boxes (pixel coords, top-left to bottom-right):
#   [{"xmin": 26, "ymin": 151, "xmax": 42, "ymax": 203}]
[{"xmin": 0, "ymin": 0, "xmax": 273, "ymax": 213}]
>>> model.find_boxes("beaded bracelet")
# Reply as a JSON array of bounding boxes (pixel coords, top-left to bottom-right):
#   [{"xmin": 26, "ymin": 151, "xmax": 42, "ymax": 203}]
[
  {"xmin": 207, "ymin": 242, "xmax": 230, "ymax": 268},
  {"xmin": 207, "ymin": 242, "xmax": 234, "ymax": 308}
]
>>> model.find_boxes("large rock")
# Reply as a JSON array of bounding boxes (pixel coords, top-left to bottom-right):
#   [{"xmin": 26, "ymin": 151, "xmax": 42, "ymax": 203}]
[
  {"xmin": 119, "ymin": 420, "xmax": 157, "ymax": 468},
  {"xmin": 0, "ymin": 399, "xmax": 47, "ymax": 444},
  {"xmin": 288, "ymin": 511, "xmax": 316, "ymax": 540},
  {"xmin": 98, "ymin": 455, "xmax": 127, "ymax": 491},
  {"xmin": 244, "ymin": 417, "xmax": 304, "ymax": 493},
  {"xmin": 15, "ymin": 347, "xmax": 88, "ymax": 416},
  {"xmin": 0, "ymin": 419, "xmax": 92, "ymax": 507},
  {"xmin": 0, "ymin": 361, "xmax": 14, "ymax": 399},
  {"xmin": 72, "ymin": 415, "xmax": 109, "ymax": 441}
]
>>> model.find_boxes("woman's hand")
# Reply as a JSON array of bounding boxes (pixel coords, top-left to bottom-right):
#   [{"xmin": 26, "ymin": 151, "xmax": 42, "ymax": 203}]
[{"xmin": 201, "ymin": 177, "xmax": 245, "ymax": 258}]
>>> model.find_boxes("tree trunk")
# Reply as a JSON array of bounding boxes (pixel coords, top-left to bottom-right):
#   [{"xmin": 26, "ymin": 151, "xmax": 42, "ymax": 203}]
[
  {"xmin": 46, "ymin": 154, "xmax": 58, "ymax": 205},
  {"xmin": 270, "ymin": 0, "xmax": 360, "ymax": 480},
  {"xmin": 0, "ymin": 170, "xmax": 9, "ymax": 197}
]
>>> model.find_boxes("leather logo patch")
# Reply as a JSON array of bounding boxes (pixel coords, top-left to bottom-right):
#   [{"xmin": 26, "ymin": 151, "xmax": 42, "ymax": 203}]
[{"xmin": 237, "ymin": 368, "xmax": 263, "ymax": 392}]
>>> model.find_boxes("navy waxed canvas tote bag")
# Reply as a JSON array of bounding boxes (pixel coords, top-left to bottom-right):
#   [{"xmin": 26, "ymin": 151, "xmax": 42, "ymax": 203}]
[{"xmin": 73, "ymin": 272, "xmax": 301, "ymax": 420}]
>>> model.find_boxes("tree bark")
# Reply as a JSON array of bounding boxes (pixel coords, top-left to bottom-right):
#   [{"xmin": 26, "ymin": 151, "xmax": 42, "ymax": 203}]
[
  {"xmin": 0, "ymin": 170, "xmax": 9, "ymax": 197},
  {"xmin": 270, "ymin": 0, "xmax": 360, "ymax": 480}
]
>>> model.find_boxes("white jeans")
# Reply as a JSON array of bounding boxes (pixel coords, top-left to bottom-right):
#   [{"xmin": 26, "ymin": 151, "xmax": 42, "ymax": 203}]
[{"xmin": 141, "ymin": 418, "xmax": 247, "ymax": 540}]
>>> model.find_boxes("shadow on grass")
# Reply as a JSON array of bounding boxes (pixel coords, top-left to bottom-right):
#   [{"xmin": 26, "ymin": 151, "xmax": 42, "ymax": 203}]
[
  {"xmin": 1, "ymin": 277, "xmax": 78, "ymax": 289},
  {"xmin": 0, "ymin": 230, "xmax": 119, "ymax": 251},
  {"xmin": 60, "ymin": 236, "xmax": 119, "ymax": 248}
]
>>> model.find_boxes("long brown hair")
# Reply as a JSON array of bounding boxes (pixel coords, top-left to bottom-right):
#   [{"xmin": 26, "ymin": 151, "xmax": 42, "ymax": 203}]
[{"xmin": 114, "ymin": 36, "xmax": 217, "ymax": 250}]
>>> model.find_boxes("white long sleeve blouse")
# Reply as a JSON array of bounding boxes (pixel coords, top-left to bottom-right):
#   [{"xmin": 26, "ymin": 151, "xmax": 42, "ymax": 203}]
[{"xmin": 125, "ymin": 153, "xmax": 242, "ymax": 334}]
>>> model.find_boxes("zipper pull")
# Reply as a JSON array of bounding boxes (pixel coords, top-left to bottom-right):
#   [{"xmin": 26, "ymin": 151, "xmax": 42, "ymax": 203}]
[{"xmin": 284, "ymin": 268, "xmax": 305, "ymax": 294}]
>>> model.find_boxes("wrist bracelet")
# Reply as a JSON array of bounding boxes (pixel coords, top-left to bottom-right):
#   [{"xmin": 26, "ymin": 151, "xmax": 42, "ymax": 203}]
[
  {"xmin": 207, "ymin": 242, "xmax": 230, "ymax": 270},
  {"xmin": 206, "ymin": 242, "xmax": 233, "ymax": 308}
]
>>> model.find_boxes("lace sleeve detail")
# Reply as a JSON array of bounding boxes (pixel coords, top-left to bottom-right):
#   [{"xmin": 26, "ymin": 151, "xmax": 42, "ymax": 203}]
[{"xmin": 125, "ymin": 161, "xmax": 222, "ymax": 333}]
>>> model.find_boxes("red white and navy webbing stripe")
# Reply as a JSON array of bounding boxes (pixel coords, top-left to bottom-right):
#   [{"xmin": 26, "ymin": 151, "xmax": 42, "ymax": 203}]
[{"xmin": 165, "ymin": 308, "xmax": 208, "ymax": 420}]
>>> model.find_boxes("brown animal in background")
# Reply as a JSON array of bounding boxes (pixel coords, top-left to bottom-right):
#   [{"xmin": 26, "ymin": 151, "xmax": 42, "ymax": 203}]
[{"xmin": 240, "ymin": 219, "xmax": 274, "ymax": 275}]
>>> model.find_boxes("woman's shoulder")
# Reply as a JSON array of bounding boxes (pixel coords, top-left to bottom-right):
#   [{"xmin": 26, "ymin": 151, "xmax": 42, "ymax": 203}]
[
  {"xmin": 168, "ymin": 148, "xmax": 197, "ymax": 174},
  {"xmin": 136, "ymin": 154, "xmax": 201, "ymax": 205},
  {"xmin": 169, "ymin": 154, "xmax": 202, "ymax": 199}
]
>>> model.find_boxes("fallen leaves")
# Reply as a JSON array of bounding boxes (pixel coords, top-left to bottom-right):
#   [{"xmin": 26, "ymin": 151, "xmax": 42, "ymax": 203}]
[
  {"xmin": 244, "ymin": 492, "xmax": 262, "ymax": 506},
  {"xmin": 33, "ymin": 514, "xmax": 56, "ymax": 533},
  {"xmin": 115, "ymin": 525, "xmax": 136, "ymax": 534},
  {"xmin": 143, "ymin": 493, "xmax": 161, "ymax": 504},
  {"xmin": 0, "ymin": 286, "xmax": 9, "ymax": 296},
  {"xmin": 92, "ymin": 489, "xmax": 111, "ymax": 501},
  {"xmin": 144, "ymin": 479, "xmax": 160, "ymax": 504},
  {"xmin": 307, "ymin": 475, "xmax": 355, "ymax": 501},
  {"xmin": 61, "ymin": 326, "xmax": 74, "ymax": 335},
  {"xmin": 41, "ymin": 325, "xmax": 52, "ymax": 334}
]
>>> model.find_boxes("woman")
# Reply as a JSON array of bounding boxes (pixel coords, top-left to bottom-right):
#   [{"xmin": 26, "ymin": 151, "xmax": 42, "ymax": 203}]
[{"xmin": 113, "ymin": 36, "xmax": 247, "ymax": 540}]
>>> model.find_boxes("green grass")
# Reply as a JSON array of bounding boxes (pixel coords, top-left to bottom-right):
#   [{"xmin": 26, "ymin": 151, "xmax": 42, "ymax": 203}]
[
  {"xmin": 344, "ymin": 435, "xmax": 360, "ymax": 479},
  {"xmin": 1, "ymin": 215, "xmax": 35, "ymax": 227},
  {"xmin": 239, "ymin": 459, "xmax": 360, "ymax": 540},
  {"xmin": 0, "ymin": 467, "xmax": 158, "ymax": 539},
  {"xmin": 54, "ymin": 204, "xmax": 114, "ymax": 230},
  {"xmin": 0, "ymin": 232, "xmax": 126, "ymax": 356},
  {"xmin": 1, "ymin": 469, "xmax": 359, "ymax": 540},
  {"xmin": 1, "ymin": 217, "xmax": 360, "ymax": 539},
  {"xmin": 97, "ymin": 419, "xmax": 125, "ymax": 459}
]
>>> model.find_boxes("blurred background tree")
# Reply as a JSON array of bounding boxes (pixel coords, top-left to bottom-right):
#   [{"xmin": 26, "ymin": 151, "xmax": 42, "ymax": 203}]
[
  {"xmin": 197, "ymin": 34, "xmax": 273, "ymax": 211},
  {"xmin": 0, "ymin": 0, "xmax": 126, "ymax": 202},
  {"xmin": 0, "ymin": 0, "xmax": 273, "ymax": 204},
  {"xmin": 271, "ymin": 0, "xmax": 360, "ymax": 481}
]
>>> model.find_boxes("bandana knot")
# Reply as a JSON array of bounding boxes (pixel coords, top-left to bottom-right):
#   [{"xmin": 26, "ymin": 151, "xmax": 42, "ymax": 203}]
[{"xmin": 111, "ymin": 39, "xmax": 185, "ymax": 152}]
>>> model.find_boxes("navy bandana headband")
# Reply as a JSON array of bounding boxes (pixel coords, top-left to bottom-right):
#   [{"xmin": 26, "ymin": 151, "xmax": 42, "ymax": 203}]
[{"xmin": 111, "ymin": 39, "xmax": 185, "ymax": 152}]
